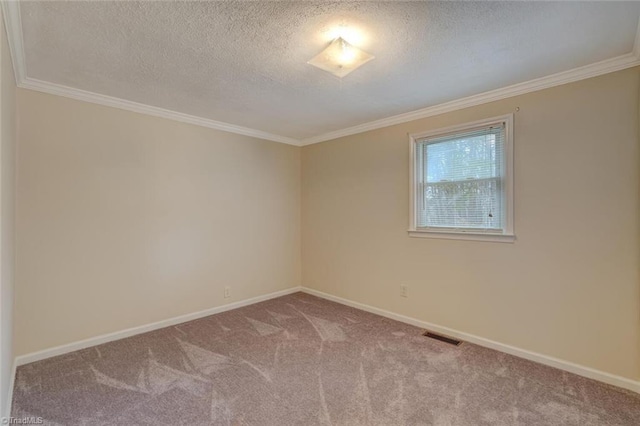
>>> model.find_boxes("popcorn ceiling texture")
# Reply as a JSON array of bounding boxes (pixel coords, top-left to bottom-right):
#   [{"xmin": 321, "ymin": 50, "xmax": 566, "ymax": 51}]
[
  {"xmin": 20, "ymin": 1, "xmax": 640, "ymax": 139},
  {"xmin": 11, "ymin": 293, "xmax": 640, "ymax": 425}
]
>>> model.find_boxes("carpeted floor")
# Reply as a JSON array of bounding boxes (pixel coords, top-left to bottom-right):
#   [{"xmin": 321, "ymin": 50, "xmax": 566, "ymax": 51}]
[{"xmin": 11, "ymin": 292, "xmax": 640, "ymax": 425}]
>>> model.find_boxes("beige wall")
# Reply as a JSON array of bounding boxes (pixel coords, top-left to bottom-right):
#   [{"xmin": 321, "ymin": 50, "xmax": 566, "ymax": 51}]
[
  {"xmin": 302, "ymin": 67, "xmax": 640, "ymax": 380},
  {"xmin": 15, "ymin": 90, "xmax": 301, "ymax": 355},
  {"xmin": 11, "ymin": 62, "xmax": 640, "ymax": 383},
  {"xmin": 0, "ymin": 9, "xmax": 16, "ymax": 419}
]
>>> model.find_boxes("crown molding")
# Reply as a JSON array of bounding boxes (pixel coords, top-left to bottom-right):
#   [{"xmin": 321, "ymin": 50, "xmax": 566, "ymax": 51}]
[
  {"xmin": 301, "ymin": 50, "xmax": 640, "ymax": 145},
  {"xmin": 1, "ymin": 1, "xmax": 300, "ymax": 146},
  {"xmin": 3, "ymin": 2, "xmax": 640, "ymax": 147},
  {"xmin": 19, "ymin": 77, "xmax": 301, "ymax": 145},
  {"xmin": 302, "ymin": 15, "xmax": 640, "ymax": 145}
]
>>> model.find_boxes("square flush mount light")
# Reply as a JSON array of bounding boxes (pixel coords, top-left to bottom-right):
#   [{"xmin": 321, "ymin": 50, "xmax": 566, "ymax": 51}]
[{"xmin": 308, "ymin": 37, "xmax": 374, "ymax": 78}]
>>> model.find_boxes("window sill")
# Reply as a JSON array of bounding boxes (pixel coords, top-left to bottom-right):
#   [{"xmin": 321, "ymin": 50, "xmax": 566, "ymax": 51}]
[{"xmin": 408, "ymin": 230, "xmax": 516, "ymax": 243}]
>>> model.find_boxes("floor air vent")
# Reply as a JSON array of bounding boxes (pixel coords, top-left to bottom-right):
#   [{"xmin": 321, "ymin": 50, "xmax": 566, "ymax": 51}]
[{"xmin": 423, "ymin": 331, "xmax": 462, "ymax": 346}]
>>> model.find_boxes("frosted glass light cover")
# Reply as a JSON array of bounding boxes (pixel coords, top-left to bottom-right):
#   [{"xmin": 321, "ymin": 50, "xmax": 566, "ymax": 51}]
[{"xmin": 308, "ymin": 37, "xmax": 374, "ymax": 78}]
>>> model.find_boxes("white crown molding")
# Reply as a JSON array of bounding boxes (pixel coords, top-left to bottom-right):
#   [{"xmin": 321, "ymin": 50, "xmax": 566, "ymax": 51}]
[
  {"xmin": 301, "ymin": 287, "xmax": 640, "ymax": 394},
  {"xmin": 19, "ymin": 77, "xmax": 301, "ymax": 146},
  {"xmin": 0, "ymin": 1, "xmax": 299, "ymax": 146},
  {"xmin": 2, "ymin": 3, "xmax": 640, "ymax": 147},
  {"xmin": 302, "ymin": 15, "xmax": 640, "ymax": 145},
  {"xmin": 20, "ymin": 56, "xmax": 639, "ymax": 149},
  {"xmin": 301, "ymin": 50, "xmax": 640, "ymax": 145}
]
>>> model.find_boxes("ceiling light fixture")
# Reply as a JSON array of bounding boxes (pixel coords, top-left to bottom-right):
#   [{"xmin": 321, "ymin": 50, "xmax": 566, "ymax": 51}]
[{"xmin": 308, "ymin": 36, "xmax": 374, "ymax": 78}]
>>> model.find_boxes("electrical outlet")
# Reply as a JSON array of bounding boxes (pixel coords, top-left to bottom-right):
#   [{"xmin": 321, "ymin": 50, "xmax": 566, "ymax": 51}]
[
  {"xmin": 400, "ymin": 284, "xmax": 408, "ymax": 298},
  {"xmin": 224, "ymin": 287, "xmax": 231, "ymax": 299}
]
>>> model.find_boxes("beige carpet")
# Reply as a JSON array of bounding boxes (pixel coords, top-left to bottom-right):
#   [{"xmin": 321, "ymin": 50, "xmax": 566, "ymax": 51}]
[{"xmin": 11, "ymin": 292, "xmax": 640, "ymax": 425}]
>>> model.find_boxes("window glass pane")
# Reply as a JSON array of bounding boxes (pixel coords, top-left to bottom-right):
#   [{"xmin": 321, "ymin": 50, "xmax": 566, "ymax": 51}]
[
  {"xmin": 426, "ymin": 133, "xmax": 499, "ymax": 182},
  {"xmin": 416, "ymin": 125, "xmax": 504, "ymax": 230},
  {"xmin": 421, "ymin": 179, "xmax": 502, "ymax": 229}
]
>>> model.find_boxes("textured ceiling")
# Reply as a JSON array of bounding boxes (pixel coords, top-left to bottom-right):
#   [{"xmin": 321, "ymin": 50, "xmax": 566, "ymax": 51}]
[{"xmin": 19, "ymin": 1, "xmax": 640, "ymax": 141}]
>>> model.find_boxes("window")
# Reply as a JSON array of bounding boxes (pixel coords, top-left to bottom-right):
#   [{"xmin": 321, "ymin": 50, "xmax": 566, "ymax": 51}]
[{"xmin": 409, "ymin": 114, "xmax": 514, "ymax": 242}]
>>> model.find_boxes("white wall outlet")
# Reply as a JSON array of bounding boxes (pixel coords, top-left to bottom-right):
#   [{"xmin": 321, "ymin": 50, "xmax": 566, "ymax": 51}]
[
  {"xmin": 400, "ymin": 284, "xmax": 408, "ymax": 298},
  {"xmin": 224, "ymin": 286, "xmax": 231, "ymax": 299}
]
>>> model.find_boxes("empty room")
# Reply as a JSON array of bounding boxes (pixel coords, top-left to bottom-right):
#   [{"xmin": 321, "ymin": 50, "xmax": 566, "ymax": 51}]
[{"xmin": 0, "ymin": 1, "xmax": 639, "ymax": 425}]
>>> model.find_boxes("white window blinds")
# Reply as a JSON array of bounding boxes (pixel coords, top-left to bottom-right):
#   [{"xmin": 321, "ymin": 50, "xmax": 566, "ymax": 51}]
[{"xmin": 415, "ymin": 124, "xmax": 505, "ymax": 232}]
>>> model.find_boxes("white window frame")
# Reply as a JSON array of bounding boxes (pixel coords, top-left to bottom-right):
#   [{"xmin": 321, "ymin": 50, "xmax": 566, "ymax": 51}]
[{"xmin": 408, "ymin": 114, "xmax": 515, "ymax": 243}]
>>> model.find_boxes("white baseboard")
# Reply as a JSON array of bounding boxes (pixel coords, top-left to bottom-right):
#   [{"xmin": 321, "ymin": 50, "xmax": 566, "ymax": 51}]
[
  {"xmin": 15, "ymin": 286, "xmax": 302, "ymax": 367},
  {"xmin": 4, "ymin": 360, "xmax": 16, "ymax": 418},
  {"xmin": 11, "ymin": 285, "xmax": 640, "ymax": 396},
  {"xmin": 300, "ymin": 287, "xmax": 640, "ymax": 394}
]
